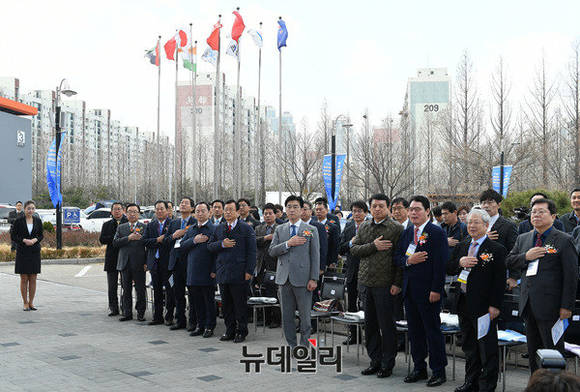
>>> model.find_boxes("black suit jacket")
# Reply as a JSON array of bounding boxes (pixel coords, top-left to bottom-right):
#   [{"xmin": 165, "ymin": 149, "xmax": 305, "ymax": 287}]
[
  {"xmin": 10, "ymin": 216, "xmax": 43, "ymax": 263},
  {"xmin": 447, "ymin": 237, "xmax": 507, "ymax": 317},
  {"xmin": 561, "ymin": 211, "xmax": 580, "ymax": 234},
  {"xmin": 113, "ymin": 221, "xmax": 147, "ymax": 272},
  {"xmin": 490, "ymin": 215, "xmax": 518, "ymax": 253},
  {"xmin": 506, "ymin": 227, "xmax": 578, "ymax": 321},
  {"xmin": 143, "ymin": 219, "xmax": 173, "ymax": 271},
  {"xmin": 241, "ymin": 214, "xmax": 259, "ymax": 229},
  {"xmin": 255, "ymin": 222, "xmax": 278, "ymax": 284},
  {"xmin": 99, "ymin": 216, "xmax": 128, "ymax": 271},
  {"xmin": 166, "ymin": 216, "xmax": 197, "ymax": 271},
  {"xmin": 312, "ymin": 217, "xmax": 340, "ymax": 269},
  {"xmin": 338, "ymin": 220, "xmax": 360, "ymax": 284}
]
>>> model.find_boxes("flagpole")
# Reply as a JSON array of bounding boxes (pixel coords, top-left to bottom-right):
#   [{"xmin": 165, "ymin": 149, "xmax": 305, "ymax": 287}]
[
  {"xmin": 189, "ymin": 23, "xmax": 197, "ymax": 201},
  {"xmin": 278, "ymin": 18, "xmax": 283, "ymax": 205},
  {"xmin": 257, "ymin": 22, "xmax": 264, "ymax": 206},
  {"xmin": 233, "ymin": 8, "xmax": 242, "ymax": 199},
  {"xmin": 213, "ymin": 15, "xmax": 222, "ymax": 199},
  {"xmin": 156, "ymin": 35, "xmax": 161, "ymax": 198},
  {"xmin": 174, "ymin": 33, "xmax": 180, "ymax": 202}
]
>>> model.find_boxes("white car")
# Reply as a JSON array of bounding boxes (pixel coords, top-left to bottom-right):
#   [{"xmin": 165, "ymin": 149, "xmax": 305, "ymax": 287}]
[{"xmin": 79, "ymin": 208, "xmax": 112, "ymax": 232}]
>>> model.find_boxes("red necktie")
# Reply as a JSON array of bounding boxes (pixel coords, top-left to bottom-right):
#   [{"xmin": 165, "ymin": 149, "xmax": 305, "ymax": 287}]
[
  {"xmin": 535, "ymin": 233, "xmax": 542, "ymax": 247},
  {"xmin": 414, "ymin": 227, "xmax": 419, "ymax": 245},
  {"xmin": 227, "ymin": 224, "xmax": 232, "ymax": 233}
]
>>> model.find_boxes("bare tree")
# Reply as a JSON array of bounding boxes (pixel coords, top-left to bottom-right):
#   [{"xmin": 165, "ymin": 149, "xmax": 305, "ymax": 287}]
[
  {"xmin": 526, "ymin": 54, "xmax": 557, "ymax": 187},
  {"xmin": 563, "ymin": 41, "xmax": 580, "ymax": 186},
  {"xmin": 277, "ymin": 118, "xmax": 323, "ymax": 199},
  {"xmin": 317, "ymin": 100, "xmax": 331, "ymax": 155}
]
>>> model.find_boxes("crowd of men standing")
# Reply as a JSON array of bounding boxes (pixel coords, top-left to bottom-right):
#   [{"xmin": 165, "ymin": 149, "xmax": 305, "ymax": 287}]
[{"xmin": 98, "ymin": 187, "xmax": 580, "ymax": 391}]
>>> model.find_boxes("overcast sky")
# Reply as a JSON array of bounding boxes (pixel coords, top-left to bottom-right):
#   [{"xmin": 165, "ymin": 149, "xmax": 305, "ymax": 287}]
[{"xmin": 2, "ymin": 0, "xmax": 579, "ymax": 138}]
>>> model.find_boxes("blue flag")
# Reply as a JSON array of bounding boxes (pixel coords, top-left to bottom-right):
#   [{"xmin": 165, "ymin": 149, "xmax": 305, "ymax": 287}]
[
  {"xmin": 322, "ymin": 154, "xmax": 347, "ymax": 210},
  {"xmin": 277, "ymin": 19, "xmax": 288, "ymax": 51},
  {"xmin": 491, "ymin": 165, "xmax": 512, "ymax": 198},
  {"xmin": 46, "ymin": 132, "xmax": 66, "ymax": 208}
]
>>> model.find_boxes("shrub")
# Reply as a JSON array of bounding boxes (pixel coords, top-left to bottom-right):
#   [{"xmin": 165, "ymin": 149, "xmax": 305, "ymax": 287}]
[
  {"xmin": 43, "ymin": 221, "xmax": 55, "ymax": 233},
  {"xmin": 502, "ymin": 189, "xmax": 571, "ymax": 221}
]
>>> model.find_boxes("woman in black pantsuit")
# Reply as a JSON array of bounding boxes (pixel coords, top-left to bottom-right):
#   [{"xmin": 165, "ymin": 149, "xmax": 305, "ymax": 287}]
[{"xmin": 10, "ymin": 200, "xmax": 43, "ymax": 311}]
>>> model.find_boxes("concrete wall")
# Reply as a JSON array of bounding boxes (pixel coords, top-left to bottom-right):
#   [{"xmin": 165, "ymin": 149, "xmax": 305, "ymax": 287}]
[{"xmin": 0, "ymin": 111, "xmax": 32, "ymax": 203}]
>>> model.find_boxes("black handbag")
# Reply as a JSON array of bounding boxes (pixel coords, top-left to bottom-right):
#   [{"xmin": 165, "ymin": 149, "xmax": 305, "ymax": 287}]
[
  {"xmin": 263, "ymin": 270, "xmax": 277, "ymax": 284},
  {"xmin": 321, "ymin": 276, "xmax": 345, "ymax": 300}
]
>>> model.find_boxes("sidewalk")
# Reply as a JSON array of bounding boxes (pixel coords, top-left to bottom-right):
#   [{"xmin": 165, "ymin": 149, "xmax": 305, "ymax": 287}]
[{"xmin": 0, "ymin": 271, "xmax": 531, "ymax": 391}]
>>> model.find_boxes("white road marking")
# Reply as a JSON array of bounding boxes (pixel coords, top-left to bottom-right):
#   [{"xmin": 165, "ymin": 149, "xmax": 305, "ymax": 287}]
[{"xmin": 75, "ymin": 265, "xmax": 92, "ymax": 277}]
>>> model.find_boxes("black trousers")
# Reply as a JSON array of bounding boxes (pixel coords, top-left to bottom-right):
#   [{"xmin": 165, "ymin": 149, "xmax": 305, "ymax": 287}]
[
  {"xmin": 150, "ymin": 262, "xmax": 175, "ymax": 322},
  {"xmin": 171, "ymin": 259, "xmax": 194, "ymax": 326},
  {"xmin": 189, "ymin": 285, "xmax": 216, "ymax": 330},
  {"xmin": 106, "ymin": 270, "xmax": 119, "ymax": 312},
  {"xmin": 404, "ymin": 289, "xmax": 447, "ymax": 376},
  {"xmin": 523, "ymin": 304, "xmax": 565, "ymax": 374},
  {"xmin": 458, "ymin": 297, "xmax": 499, "ymax": 392},
  {"xmin": 220, "ymin": 282, "xmax": 249, "ymax": 336},
  {"xmin": 121, "ymin": 268, "xmax": 146, "ymax": 318},
  {"xmin": 361, "ymin": 284, "xmax": 397, "ymax": 369}
]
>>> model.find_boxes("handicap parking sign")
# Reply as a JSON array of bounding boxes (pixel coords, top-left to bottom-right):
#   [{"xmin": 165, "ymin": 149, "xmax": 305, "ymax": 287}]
[{"xmin": 63, "ymin": 208, "xmax": 80, "ymax": 224}]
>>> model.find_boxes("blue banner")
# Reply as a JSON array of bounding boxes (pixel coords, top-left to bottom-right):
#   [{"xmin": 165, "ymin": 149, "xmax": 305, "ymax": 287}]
[
  {"xmin": 492, "ymin": 165, "xmax": 512, "ymax": 198},
  {"xmin": 46, "ymin": 132, "xmax": 66, "ymax": 208},
  {"xmin": 322, "ymin": 154, "xmax": 346, "ymax": 210}
]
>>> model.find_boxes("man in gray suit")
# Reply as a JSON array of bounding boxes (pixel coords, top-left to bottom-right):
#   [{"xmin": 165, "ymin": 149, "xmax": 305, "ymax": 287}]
[
  {"xmin": 269, "ymin": 195, "xmax": 320, "ymax": 348},
  {"xmin": 114, "ymin": 203, "xmax": 148, "ymax": 322},
  {"xmin": 506, "ymin": 198, "xmax": 578, "ymax": 373}
]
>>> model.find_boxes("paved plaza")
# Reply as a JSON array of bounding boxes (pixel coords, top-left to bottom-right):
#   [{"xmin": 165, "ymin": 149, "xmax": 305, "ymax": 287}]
[{"xmin": 0, "ymin": 263, "xmax": 532, "ymax": 391}]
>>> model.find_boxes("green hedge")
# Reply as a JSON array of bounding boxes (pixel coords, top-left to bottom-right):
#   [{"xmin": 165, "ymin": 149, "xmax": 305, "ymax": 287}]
[{"xmin": 502, "ymin": 189, "xmax": 571, "ymax": 220}]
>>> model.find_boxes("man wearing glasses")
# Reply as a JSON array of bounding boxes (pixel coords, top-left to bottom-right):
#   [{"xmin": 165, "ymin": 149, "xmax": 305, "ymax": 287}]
[{"xmin": 506, "ymin": 198, "xmax": 578, "ymax": 374}]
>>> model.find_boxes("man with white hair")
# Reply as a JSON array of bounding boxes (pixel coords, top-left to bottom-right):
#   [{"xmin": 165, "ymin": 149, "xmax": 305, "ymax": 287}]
[{"xmin": 447, "ymin": 208, "xmax": 507, "ymax": 392}]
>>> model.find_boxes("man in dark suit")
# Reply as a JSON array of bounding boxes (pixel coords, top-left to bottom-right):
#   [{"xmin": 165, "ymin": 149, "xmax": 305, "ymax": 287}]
[
  {"xmin": 440, "ymin": 201, "xmax": 468, "ymax": 253},
  {"xmin": 394, "ymin": 195, "xmax": 449, "ymax": 387},
  {"xmin": 338, "ymin": 200, "xmax": 369, "ymax": 344},
  {"xmin": 301, "ymin": 201, "xmax": 328, "ymax": 274},
  {"xmin": 274, "ymin": 204, "xmax": 287, "ymax": 224},
  {"xmin": 181, "ymin": 202, "xmax": 217, "ymax": 338},
  {"xmin": 518, "ymin": 193, "xmax": 564, "ymax": 234},
  {"xmin": 99, "ymin": 202, "xmax": 127, "ymax": 316},
  {"xmin": 166, "ymin": 197, "xmax": 197, "ymax": 330},
  {"xmin": 314, "ymin": 196, "xmax": 341, "ymax": 233},
  {"xmin": 208, "ymin": 199, "xmax": 257, "ymax": 343},
  {"xmin": 560, "ymin": 188, "xmax": 580, "ymax": 233},
  {"xmin": 8, "ymin": 201, "xmax": 24, "ymax": 251},
  {"xmin": 479, "ymin": 189, "xmax": 518, "ymax": 290},
  {"xmin": 392, "ymin": 197, "xmax": 411, "ymax": 230},
  {"xmin": 254, "ymin": 203, "xmax": 280, "ymax": 328},
  {"xmin": 506, "ymin": 198, "xmax": 578, "ymax": 374},
  {"xmin": 211, "ymin": 200, "xmax": 225, "ymax": 225},
  {"xmin": 314, "ymin": 200, "xmax": 340, "ymax": 270},
  {"xmin": 143, "ymin": 200, "xmax": 173, "ymax": 325},
  {"xmin": 238, "ymin": 198, "xmax": 259, "ymax": 229},
  {"xmin": 447, "ymin": 209, "xmax": 506, "ymax": 392},
  {"xmin": 114, "ymin": 203, "xmax": 147, "ymax": 322}
]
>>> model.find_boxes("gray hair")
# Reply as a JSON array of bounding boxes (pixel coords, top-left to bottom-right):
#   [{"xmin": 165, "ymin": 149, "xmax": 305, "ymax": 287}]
[{"xmin": 467, "ymin": 207, "xmax": 491, "ymax": 224}]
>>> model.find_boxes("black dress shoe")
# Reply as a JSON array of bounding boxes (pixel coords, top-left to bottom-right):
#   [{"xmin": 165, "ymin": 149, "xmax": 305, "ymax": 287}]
[
  {"xmin": 233, "ymin": 334, "xmax": 246, "ymax": 343},
  {"xmin": 148, "ymin": 319, "xmax": 164, "ymax": 325},
  {"xmin": 404, "ymin": 369, "xmax": 428, "ymax": 383},
  {"xmin": 190, "ymin": 328, "xmax": 204, "ymax": 336},
  {"xmin": 202, "ymin": 329, "xmax": 214, "ymax": 338},
  {"xmin": 119, "ymin": 316, "xmax": 133, "ymax": 322},
  {"xmin": 108, "ymin": 311, "xmax": 120, "ymax": 317},
  {"xmin": 343, "ymin": 336, "xmax": 359, "ymax": 345},
  {"xmin": 187, "ymin": 324, "xmax": 196, "ymax": 332},
  {"xmin": 361, "ymin": 365, "xmax": 380, "ymax": 376},
  {"xmin": 454, "ymin": 381, "xmax": 478, "ymax": 392},
  {"xmin": 376, "ymin": 368, "xmax": 393, "ymax": 378},
  {"xmin": 220, "ymin": 334, "xmax": 235, "ymax": 341},
  {"xmin": 137, "ymin": 315, "xmax": 146, "ymax": 322},
  {"xmin": 164, "ymin": 319, "xmax": 174, "ymax": 326},
  {"xmin": 170, "ymin": 323, "xmax": 186, "ymax": 330},
  {"xmin": 427, "ymin": 374, "xmax": 447, "ymax": 387},
  {"xmin": 29, "ymin": 306, "xmax": 37, "ymax": 311}
]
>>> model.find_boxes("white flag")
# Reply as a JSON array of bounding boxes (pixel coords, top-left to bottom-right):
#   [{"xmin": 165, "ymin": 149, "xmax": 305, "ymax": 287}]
[
  {"xmin": 247, "ymin": 28, "xmax": 263, "ymax": 48},
  {"xmin": 201, "ymin": 46, "xmax": 217, "ymax": 65},
  {"xmin": 225, "ymin": 38, "xmax": 239, "ymax": 58}
]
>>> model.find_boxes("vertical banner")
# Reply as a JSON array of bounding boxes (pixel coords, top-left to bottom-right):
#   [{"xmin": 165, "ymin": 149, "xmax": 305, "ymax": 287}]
[
  {"xmin": 491, "ymin": 165, "xmax": 512, "ymax": 198},
  {"xmin": 46, "ymin": 132, "xmax": 66, "ymax": 208},
  {"xmin": 322, "ymin": 154, "xmax": 347, "ymax": 210}
]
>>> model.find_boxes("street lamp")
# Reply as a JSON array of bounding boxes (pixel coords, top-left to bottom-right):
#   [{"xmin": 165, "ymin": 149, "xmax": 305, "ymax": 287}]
[
  {"xmin": 332, "ymin": 114, "xmax": 352, "ymax": 210},
  {"xmin": 55, "ymin": 78, "xmax": 77, "ymax": 249}
]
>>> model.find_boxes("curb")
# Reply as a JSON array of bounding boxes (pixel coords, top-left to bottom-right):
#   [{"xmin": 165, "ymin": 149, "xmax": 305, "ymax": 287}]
[{"xmin": 0, "ymin": 257, "xmax": 104, "ymax": 266}]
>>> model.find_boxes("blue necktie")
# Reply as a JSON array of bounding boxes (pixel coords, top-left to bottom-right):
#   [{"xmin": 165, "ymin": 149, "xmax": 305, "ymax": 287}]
[
  {"xmin": 155, "ymin": 221, "xmax": 163, "ymax": 259},
  {"xmin": 181, "ymin": 219, "xmax": 186, "ymax": 230},
  {"xmin": 290, "ymin": 224, "xmax": 297, "ymax": 237}
]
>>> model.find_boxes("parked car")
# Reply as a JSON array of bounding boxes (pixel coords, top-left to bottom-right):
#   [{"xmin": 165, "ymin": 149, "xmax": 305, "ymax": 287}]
[{"xmin": 79, "ymin": 208, "xmax": 112, "ymax": 232}]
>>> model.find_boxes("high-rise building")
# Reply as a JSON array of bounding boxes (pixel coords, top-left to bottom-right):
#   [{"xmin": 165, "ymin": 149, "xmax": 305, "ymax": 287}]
[{"xmin": 401, "ymin": 67, "xmax": 451, "ymax": 193}]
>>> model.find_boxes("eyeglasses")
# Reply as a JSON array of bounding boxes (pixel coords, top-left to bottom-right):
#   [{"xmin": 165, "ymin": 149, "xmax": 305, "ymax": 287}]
[{"xmin": 530, "ymin": 209, "xmax": 551, "ymax": 215}]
